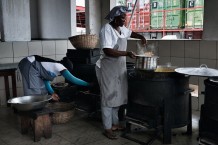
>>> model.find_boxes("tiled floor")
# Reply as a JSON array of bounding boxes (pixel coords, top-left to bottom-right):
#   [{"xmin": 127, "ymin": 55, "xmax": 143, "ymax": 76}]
[{"xmin": 0, "ymin": 107, "xmax": 201, "ymax": 145}]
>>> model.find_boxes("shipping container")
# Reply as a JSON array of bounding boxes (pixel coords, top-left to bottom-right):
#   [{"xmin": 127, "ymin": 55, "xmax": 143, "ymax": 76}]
[
  {"xmin": 126, "ymin": 0, "xmax": 150, "ymax": 31},
  {"xmin": 150, "ymin": 0, "xmax": 185, "ymax": 29},
  {"xmin": 124, "ymin": 0, "xmax": 203, "ymax": 39},
  {"xmin": 164, "ymin": 0, "xmax": 185, "ymax": 29},
  {"xmin": 150, "ymin": 0, "xmax": 165, "ymax": 29},
  {"xmin": 185, "ymin": 0, "xmax": 204, "ymax": 29}
]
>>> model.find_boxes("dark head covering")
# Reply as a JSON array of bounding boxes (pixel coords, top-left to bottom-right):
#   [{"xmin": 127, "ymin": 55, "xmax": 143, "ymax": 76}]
[
  {"xmin": 105, "ymin": 6, "xmax": 130, "ymax": 22},
  {"xmin": 60, "ymin": 57, "xmax": 73, "ymax": 71}
]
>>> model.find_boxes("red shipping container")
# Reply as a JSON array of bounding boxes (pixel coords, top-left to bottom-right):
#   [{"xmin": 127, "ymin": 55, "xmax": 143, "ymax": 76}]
[{"xmin": 125, "ymin": 0, "xmax": 150, "ymax": 32}]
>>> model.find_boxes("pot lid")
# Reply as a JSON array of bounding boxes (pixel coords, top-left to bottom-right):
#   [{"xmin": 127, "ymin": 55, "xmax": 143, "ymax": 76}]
[{"xmin": 175, "ymin": 64, "xmax": 218, "ymax": 77}]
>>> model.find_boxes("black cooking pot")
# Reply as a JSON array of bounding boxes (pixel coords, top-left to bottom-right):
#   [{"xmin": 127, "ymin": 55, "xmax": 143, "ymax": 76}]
[{"xmin": 127, "ymin": 71, "xmax": 190, "ymax": 128}]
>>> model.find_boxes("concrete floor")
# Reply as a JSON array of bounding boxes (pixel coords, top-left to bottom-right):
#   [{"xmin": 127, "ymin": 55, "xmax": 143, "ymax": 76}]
[{"xmin": 0, "ymin": 107, "xmax": 201, "ymax": 145}]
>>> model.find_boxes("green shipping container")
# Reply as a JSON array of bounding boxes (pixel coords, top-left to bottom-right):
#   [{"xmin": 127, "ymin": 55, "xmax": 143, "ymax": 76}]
[
  {"xmin": 185, "ymin": 0, "xmax": 204, "ymax": 29},
  {"xmin": 150, "ymin": 0, "xmax": 185, "ymax": 29},
  {"xmin": 150, "ymin": 0, "xmax": 165, "ymax": 29},
  {"xmin": 165, "ymin": 0, "xmax": 185, "ymax": 29}
]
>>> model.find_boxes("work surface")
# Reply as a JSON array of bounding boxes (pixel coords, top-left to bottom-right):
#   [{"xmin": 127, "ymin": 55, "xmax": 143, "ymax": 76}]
[
  {"xmin": 0, "ymin": 107, "xmax": 200, "ymax": 145},
  {"xmin": 0, "ymin": 63, "xmax": 18, "ymax": 70}
]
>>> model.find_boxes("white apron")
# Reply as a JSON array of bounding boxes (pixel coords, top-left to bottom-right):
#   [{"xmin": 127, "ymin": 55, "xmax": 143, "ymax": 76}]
[{"xmin": 96, "ymin": 30, "xmax": 128, "ymax": 107}]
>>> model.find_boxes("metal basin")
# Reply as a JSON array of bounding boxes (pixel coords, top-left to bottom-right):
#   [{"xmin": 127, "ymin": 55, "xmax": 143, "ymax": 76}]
[{"xmin": 8, "ymin": 95, "xmax": 52, "ymax": 111}]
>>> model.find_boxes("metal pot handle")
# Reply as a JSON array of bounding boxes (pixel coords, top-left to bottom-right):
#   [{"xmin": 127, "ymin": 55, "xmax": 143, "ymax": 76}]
[{"xmin": 200, "ymin": 64, "xmax": 208, "ymax": 69}]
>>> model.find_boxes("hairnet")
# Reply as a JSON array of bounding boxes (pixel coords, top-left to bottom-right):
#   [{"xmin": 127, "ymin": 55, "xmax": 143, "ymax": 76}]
[{"xmin": 105, "ymin": 6, "xmax": 129, "ymax": 22}]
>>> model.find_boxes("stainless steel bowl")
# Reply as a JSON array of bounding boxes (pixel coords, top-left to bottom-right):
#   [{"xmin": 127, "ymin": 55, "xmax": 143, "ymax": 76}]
[{"xmin": 8, "ymin": 95, "xmax": 52, "ymax": 111}]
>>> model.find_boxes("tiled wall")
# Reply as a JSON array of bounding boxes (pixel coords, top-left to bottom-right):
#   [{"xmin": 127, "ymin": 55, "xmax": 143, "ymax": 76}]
[
  {"xmin": 0, "ymin": 40, "xmax": 75, "ymax": 106},
  {"xmin": 0, "ymin": 39, "xmax": 217, "ymax": 109},
  {"xmin": 127, "ymin": 39, "xmax": 218, "ymax": 110}
]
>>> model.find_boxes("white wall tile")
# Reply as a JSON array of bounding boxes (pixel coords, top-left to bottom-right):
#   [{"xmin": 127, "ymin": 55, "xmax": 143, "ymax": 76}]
[
  {"xmin": 185, "ymin": 40, "xmax": 200, "ymax": 58},
  {"xmin": 56, "ymin": 54, "xmax": 66, "ymax": 61},
  {"xmin": 171, "ymin": 40, "xmax": 185, "ymax": 57},
  {"xmin": 28, "ymin": 41, "xmax": 42, "ymax": 56},
  {"xmin": 200, "ymin": 41, "xmax": 216, "ymax": 59},
  {"xmin": 170, "ymin": 57, "xmax": 184, "ymax": 67},
  {"xmin": 56, "ymin": 40, "xmax": 68, "ymax": 55},
  {"xmin": 42, "ymin": 41, "xmax": 55, "ymax": 55},
  {"xmin": 158, "ymin": 56, "xmax": 170, "ymax": 65},
  {"xmin": 185, "ymin": 58, "xmax": 200, "ymax": 67},
  {"xmin": 13, "ymin": 56, "xmax": 25, "ymax": 63},
  {"xmin": 200, "ymin": 59, "xmax": 216, "ymax": 69},
  {"xmin": 158, "ymin": 40, "xmax": 171, "ymax": 57},
  {"xmin": 0, "ymin": 58, "xmax": 13, "ymax": 64},
  {"xmin": 13, "ymin": 42, "xmax": 28, "ymax": 57},
  {"xmin": 0, "ymin": 42, "xmax": 13, "ymax": 58},
  {"xmin": 67, "ymin": 40, "xmax": 75, "ymax": 49},
  {"xmin": 189, "ymin": 76, "xmax": 199, "ymax": 85}
]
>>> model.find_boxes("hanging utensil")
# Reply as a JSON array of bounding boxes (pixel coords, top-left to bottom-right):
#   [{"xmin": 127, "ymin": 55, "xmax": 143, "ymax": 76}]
[{"xmin": 175, "ymin": 64, "xmax": 218, "ymax": 77}]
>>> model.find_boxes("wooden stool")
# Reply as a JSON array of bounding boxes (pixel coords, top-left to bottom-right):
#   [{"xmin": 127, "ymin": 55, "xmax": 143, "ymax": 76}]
[{"xmin": 18, "ymin": 108, "xmax": 53, "ymax": 142}]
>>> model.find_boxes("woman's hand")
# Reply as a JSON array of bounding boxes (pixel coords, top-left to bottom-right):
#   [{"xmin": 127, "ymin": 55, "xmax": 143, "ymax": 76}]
[
  {"xmin": 51, "ymin": 93, "xmax": 59, "ymax": 101},
  {"xmin": 131, "ymin": 32, "xmax": 147, "ymax": 46},
  {"xmin": 127, "ymin": 51, "xmax": 136, "ymax": 59}
]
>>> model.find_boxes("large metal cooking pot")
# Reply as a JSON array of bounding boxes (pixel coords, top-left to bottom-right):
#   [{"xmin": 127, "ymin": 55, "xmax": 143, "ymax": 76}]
[
  {"xmin": 8, "ymin": 95, "xmax": 52, "ymax": 111},
  {"xmin": 135, "ymin": 55, "xmax": 158, "ymax": 70}
]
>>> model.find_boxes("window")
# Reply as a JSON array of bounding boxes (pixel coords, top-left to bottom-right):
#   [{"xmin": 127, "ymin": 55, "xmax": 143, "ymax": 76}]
[
  {"xmin": 120, "ymin": 0, "xmax": 204, "ymax": 39},
  {"xmin": 76, "ymin": 0, "xmax": 86, "ymax": 35}
]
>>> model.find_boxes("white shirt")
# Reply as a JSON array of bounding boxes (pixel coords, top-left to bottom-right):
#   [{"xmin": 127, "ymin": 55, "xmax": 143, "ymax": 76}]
[{"xmin": 96, "ymin": 23, "xmax": 132, "ymax": 68}]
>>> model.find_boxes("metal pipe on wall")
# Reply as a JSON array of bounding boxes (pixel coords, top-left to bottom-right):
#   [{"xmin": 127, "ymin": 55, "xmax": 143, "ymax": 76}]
[{"xmin": 127, "ymin": 0, "xmax": 138, "ymax": 29}]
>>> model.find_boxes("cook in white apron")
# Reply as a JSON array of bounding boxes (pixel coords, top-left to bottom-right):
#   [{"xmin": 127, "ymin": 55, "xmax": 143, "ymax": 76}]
[{"xmin": 96, "ymin": 23, "xmax": 132, "ymax": 130}]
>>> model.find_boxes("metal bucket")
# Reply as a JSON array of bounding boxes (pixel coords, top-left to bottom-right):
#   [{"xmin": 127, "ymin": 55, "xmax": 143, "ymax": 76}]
[{"xmin": 135, "ymin": 55, "xmax": 158, "ymax": 70}]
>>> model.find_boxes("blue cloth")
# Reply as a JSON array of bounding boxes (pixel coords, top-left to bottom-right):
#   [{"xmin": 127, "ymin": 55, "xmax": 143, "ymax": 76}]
[
  {"xmin": 62, "ymin": 70, "xmax": 89, "ymax": 86},
  {"xmin": 44, "ymin": 70, "xmax": 89, "ymax": 95},
  {"xmin": 44, "ymin": 80, "xmax": 54, "ymax": 94},
  {"xmin": 105, "ymin": 6, "xmax": 130, "ymax": 21}
]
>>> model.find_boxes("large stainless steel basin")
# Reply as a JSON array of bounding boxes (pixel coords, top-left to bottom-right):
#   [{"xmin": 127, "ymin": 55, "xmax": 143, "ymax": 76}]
[{"xmin": 8, "ymin": 95, "xmax": 52, "ymax": 111}]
